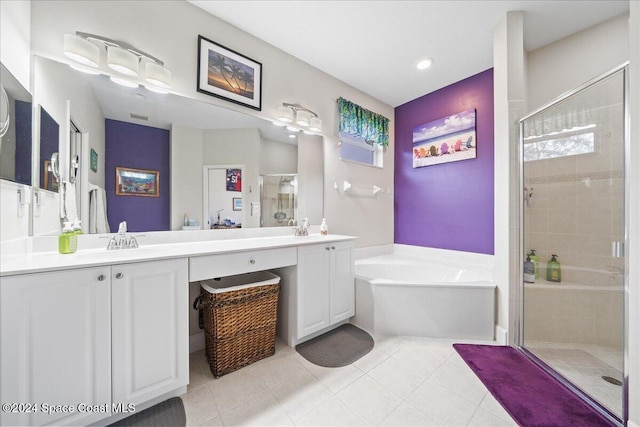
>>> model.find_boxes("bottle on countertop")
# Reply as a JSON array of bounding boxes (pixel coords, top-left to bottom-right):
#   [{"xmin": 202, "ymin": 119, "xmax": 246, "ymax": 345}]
[
  {"xmin": 524, "ymin": 254, "xmax": 535, "ymax": 283},
  {"xmin": 546, "ymin": 254, "xmax": 561, "ymax": 283},
  {"xmin": 72, "ymin": 220, "xmax": 83, "ymax": 235},
  {"xmin": 183, "ymin": 213, "xmax": 188, "ymax": 227},
  {"xmin": 320, "ymin": 218, "xmax": 328, "ymax": 236},
  {"xmin": 528, "ymin": 249, "xmax": 539, "ymax": 279},
  {"xmin": 58, "ymin": 221, "xmax": 78, "ymax": 254}
]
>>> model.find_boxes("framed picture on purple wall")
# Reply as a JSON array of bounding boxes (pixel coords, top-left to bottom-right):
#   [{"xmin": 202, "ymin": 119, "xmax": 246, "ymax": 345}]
[
  {"xmin": 116, "ymin": 167, "xmax": 159, "ymax": 197},
  {"xmin": 412, "ymin": 109, "xmax": 477, "ymax": 168},
  {"xmin": 197, "ymin": 35, "xmax": 262, "ymax": 111}
]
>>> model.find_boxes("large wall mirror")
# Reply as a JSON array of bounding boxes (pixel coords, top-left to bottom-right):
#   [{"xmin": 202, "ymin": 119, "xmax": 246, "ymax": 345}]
[
  {"xmin": 33, "ymin": 55, "xmax": 322, "ymax": 234},
  {"xmin": 0, "ymin": 63, "xmax": 32, "ymax": 186}
]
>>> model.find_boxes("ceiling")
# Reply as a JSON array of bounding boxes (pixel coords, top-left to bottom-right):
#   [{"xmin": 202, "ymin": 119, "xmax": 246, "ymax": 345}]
[{"xmin": 190, "ymin": 0, "xmax": 629, "ymax": 107}]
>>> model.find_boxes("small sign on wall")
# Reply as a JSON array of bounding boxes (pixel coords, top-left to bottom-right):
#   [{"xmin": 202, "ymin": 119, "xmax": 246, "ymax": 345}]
[
  {"xmin": 412, "ymin": 109, "xmax": 477, "ymax": 168},
  {"xmin": 226, "ymin": 168, "xmax": 241, "ymax": 192}
]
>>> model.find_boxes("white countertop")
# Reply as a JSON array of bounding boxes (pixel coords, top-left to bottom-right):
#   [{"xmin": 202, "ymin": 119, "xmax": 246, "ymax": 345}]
[{"xmin": 0, "ymin": 234, "xmax": 356, "ymax": 277}]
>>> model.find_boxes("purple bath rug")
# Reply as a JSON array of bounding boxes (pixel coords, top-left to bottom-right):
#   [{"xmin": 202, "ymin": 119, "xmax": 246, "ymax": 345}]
[{"xmin": 453, "ymin": 344, "xmax": 615, "ymax": 427}]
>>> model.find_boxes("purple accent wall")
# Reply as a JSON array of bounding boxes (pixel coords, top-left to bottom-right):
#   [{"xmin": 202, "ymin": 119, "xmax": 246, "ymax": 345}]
[
  {"xmin": 394, "ymin": 69, "xmax": 494, "ymax": 254},
  {"xmin": 15, "ymin": 100, "xmax": 33, "ymax": 185},
  {"xmin": 105, "ymin": 119, "xmax": 170, "ymax": 232},
  {"xmin": 38, "ymin": 106, "xmax": 58, "ymax": 188}
]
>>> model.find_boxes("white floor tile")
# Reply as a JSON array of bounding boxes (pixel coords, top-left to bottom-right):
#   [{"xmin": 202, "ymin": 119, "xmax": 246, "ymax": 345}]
[
  {"xmin": 336, "ymin": 374, "xmax": 403, "ymax": 426},
  {"xmin": 429, "ymin": 358, "xmax": 488, "ymax": 405},
  {"xmin": 407, "ymin": 378, "xmax": 479, "ymax": 426},
  {"xmin": 367, "ymin": 356, "xmax": 427, "ymax": 399},
  {"xmin": 207, "ymin": 367, "xmax": 269, "ymax": 414},
  {"xmin": 378, "ymin": 401, "xmax": 440, "ymax": 427},
  {"xmin": 219, "ymin": 391, "xmax": 294, "ymax": 426},
  {"xmin": 477, "ymin": 393, "xmax": 515, "ymax": 423},
  {"xmin": 271, "ymin": 373, "xmax": 333, "ymax": 422},
  {"xmin": 294, "ymin": 396, "xmax": 367, "ymax": 427},
  {"xmin": 467, "ymin": 407, "xmax": 519, "ymax": 427},
  {"xmin": 249, "ymin": 353, "xmax": 311, "ymax": 390},
  {"xmin": 352, "ymin": 346, "xmax": 390, "ymax": 372},
  {"xmin": 181, "ymin": 385, "xmax": 220, "ymax": 427},
  {"xmin": 391, "ymin": 341, "xmax": 451, "ymax": 378},
  {"xmin": 294, "ymin": 353, "xmax": 365, "ymax": 393}
]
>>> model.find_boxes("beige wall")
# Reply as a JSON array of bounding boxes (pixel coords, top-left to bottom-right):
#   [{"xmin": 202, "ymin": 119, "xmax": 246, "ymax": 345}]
[
  {"xmin": 527, "ymin": 13, "xmax": 629, "ymax": 111},
  {"xmin": 30, "ymin": 0, "xmax": 395, "ymax": 247}
]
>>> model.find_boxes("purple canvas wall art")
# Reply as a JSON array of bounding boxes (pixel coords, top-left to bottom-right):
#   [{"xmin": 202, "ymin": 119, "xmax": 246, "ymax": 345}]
[{"xmin": 394, "ymin": 69, "xmax": 494, "ymax": 254}]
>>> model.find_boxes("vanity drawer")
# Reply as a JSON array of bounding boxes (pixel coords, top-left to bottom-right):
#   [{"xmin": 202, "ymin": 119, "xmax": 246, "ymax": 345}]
[{"xmin": 189, "ymin": 247, "xmax": 297, "ymax": 281}]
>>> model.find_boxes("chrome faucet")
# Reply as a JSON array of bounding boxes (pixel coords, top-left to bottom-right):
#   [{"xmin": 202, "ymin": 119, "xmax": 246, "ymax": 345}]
[
  {"xmin": 295, "ymin": 218, "xmax": 310, "ymax": 236},
  {"xmin": 106, "ymin": 221, "xmax": 142, "ymax": 249}
]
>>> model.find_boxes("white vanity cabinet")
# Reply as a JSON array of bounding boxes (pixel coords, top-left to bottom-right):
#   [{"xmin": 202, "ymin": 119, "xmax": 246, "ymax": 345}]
[
  {"xmin": 111, "ymin": 258, "xmax": 189, "ymax": 406},
  {"xmin": 0, "ymin": 267, "xmax": 112, "ymax": 427},
  {"xmin": 296, "ymin": 240, "xmax": 355, "ymax": 339},
  {"xmin": 0, "ymin": 258, "xmax": 188, "ymax": 426}
]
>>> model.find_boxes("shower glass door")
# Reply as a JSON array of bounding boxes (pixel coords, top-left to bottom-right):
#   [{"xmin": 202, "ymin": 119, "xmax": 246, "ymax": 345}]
[{"xmin": 520, "ymin": 67, "xmax": 626, "ymax": 421}]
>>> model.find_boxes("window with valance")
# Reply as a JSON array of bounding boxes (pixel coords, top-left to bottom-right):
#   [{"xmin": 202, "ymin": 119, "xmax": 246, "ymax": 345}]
[{"xmin": 337, "ymin": 97, "xmax": 389, "ymax": 167}]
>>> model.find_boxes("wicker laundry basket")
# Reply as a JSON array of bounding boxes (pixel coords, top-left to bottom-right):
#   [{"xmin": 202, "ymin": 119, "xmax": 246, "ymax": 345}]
[{"xmin": 194, "ymin": 271, "xmax": 280, "ymax": 378}]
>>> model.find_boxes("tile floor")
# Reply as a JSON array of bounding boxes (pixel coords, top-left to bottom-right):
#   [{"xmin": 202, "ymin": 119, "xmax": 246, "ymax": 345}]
[
  {"xmin": 180, "ymin": 335, "xmax": 518, "ymax": 426},
  {"xmin": 525, "ymin": 341, "xmax": 624, "ymax": 418}
]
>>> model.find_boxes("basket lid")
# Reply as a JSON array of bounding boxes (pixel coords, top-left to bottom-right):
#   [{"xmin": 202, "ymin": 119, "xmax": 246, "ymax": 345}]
[{"xmin": 200, "ymin": 271, "xmax": 280, "ymax": 294}]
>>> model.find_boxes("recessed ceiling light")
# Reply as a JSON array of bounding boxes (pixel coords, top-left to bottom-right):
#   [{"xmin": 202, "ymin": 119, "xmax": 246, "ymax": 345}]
[{"xmin": 416, "ymin": 58, "xmax": 434, "ymax": 70}]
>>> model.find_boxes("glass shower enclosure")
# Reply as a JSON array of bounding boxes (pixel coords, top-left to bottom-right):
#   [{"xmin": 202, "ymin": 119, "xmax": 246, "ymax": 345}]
[
  {"xmin": 519, "ymin": 65, "xmax": 628, "ymax": 424},
  {"xmin": 260, "ymin": 174, "xmax": 298, "ymax": 227}
]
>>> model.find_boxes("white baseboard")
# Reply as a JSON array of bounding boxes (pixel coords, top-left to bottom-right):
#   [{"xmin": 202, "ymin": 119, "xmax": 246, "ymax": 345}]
[
  {"xmin": 495, "ymin": 325, "xmax": 508, "ymax": 345},
  {"xmin": 189, "ymin": 332, "xmax": 205, "ymax": 353}
]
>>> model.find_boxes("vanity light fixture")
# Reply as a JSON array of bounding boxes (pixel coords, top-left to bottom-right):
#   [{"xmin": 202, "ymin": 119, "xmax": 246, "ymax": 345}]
[
  {"xmin": 62, "ymin": 32, "xmax": 171, "ymax": 91},
  {"xmin": 63, "ymin": 33, "xmax": 100, "ymax": 68},
  {"xmin": 107, "ymin": 46, "xmax": 139, "ymax": 76},
  {"xmin": 274, "ymin": 103, "xmax": 322, "ymax": 133}
]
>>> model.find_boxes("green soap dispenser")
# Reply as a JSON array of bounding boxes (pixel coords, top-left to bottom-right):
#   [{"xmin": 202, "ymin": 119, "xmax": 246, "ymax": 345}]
[
  {"xmin": 546, "ymin": 254, "xmax": 561, "ymax": 283},
  {"xmin": 58, "ymin": 222, "xmax": 78, "ymax": 254},
  {"xmin": 528, "ymin": 249, "xmax": 539, "ymax": 279}
]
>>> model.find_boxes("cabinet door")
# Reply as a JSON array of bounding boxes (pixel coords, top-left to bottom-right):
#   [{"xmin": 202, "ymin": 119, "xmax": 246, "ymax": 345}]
[
  {"xmin": 0, "ymin": 267, "xmax": 112, "ymax": 426},
  {"xmin": 111, "ymin": 258, "xmax": 188, "ymax": 405},
  {"xmin": 297, "ymin": 244, "xmax": 331, "ymax": 338},
  {"xmin": 329, "ymin": 241, "xmax": 355, "ymax": 323}
]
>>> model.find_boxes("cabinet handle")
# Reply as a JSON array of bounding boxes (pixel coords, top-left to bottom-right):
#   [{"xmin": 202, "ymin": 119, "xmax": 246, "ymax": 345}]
[
  {"xmin": 331, "ymin": 246, "xmax": 336, "ymax": 250},
  {"xmin": 249, "ymin": 259, "xmax": 256, "ymax": 265},
  {"xmin": 115, "ymin": 272, "xmax": 124, "ymax": 279},
  {"xmin": 325, "ymin": 247, "xmax": 330, "ymax": 251},
  {"xmin": 97, "ymin": 274, "xmax": 106, "ymax": 281}
]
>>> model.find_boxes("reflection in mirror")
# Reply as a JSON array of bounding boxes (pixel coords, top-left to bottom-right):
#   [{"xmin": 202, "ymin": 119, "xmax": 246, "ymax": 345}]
[
  {"xmin": 34, "ymin": 55, "xmax": 318, "ymax": 234},
  {"xmin": 260, "ymin": 174, "xmax": 298, "ymax": 227},
  {"xmin": 0, "ymin": 63, "xmax": 32, "ymax": 186},
  {"xmin": 39, "ymin": 107, "xmax": 60, "ymax": 191}
]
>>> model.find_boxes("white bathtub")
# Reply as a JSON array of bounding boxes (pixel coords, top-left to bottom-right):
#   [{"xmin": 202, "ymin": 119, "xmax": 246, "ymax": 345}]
[{"xmin": 352, "ymin": 255, "xmax": 496, "ymax": 340}]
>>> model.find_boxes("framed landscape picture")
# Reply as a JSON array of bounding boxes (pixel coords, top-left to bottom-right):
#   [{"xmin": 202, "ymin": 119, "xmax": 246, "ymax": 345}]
[
  {"xmin": 197, "ymin": 35, "xmax": 262, "ymax": 110},
  {"xmin": 412, "ymin": 109, "xmax": 477, "ymax": 168},
  {"xmin": 116, "ymin": 167, "xmax": 159, "ymax": 197}
]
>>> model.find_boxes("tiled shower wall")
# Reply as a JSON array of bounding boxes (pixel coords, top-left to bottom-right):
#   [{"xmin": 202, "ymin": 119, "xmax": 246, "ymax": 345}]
[{"xmin": 523, "ymin": 101, "xmax": 624, "ymax": 348}]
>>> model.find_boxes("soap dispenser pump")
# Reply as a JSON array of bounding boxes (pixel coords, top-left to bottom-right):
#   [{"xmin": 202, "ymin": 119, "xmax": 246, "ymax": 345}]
[
  {"xmin": 546, "ymin": 254, "xmax": 561, "ymax": 283},
  {"xmin": 528, "ymin": 249, "xmax": 539, "ymax": 279},
  {"xmin": 58, "ymin": 221, "xmax": 78, "ymax": 254},
  {"xmin": 524, "ymin": 255, "xmax": 535, "ymax": 283}
]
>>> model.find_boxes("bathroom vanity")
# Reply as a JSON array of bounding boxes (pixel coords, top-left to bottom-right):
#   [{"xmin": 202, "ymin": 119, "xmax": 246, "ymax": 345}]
[{"xmin": 0, "ymin": 233, "xmax": 355, "ymax": 426}]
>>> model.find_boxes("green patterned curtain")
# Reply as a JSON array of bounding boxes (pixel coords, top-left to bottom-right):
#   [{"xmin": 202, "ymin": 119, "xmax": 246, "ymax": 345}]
[{"xmin": 338, "ymin": 97, "xmax": 389, "ymax": 147}]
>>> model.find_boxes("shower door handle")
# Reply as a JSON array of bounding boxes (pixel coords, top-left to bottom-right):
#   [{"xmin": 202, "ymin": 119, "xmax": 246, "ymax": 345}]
[{"xmin": 612, "ymin": 241, "xmax": 624, "ymax": 258}]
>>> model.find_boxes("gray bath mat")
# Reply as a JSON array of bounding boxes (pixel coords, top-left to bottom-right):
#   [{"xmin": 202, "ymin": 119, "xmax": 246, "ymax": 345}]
[
  {"xmin": 108, "ymin": 397, "xmax": 185, "ymax": 426},
  {"xmin": 296, "ymin": 324, "xmax": 374, "ymax": 367}
]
